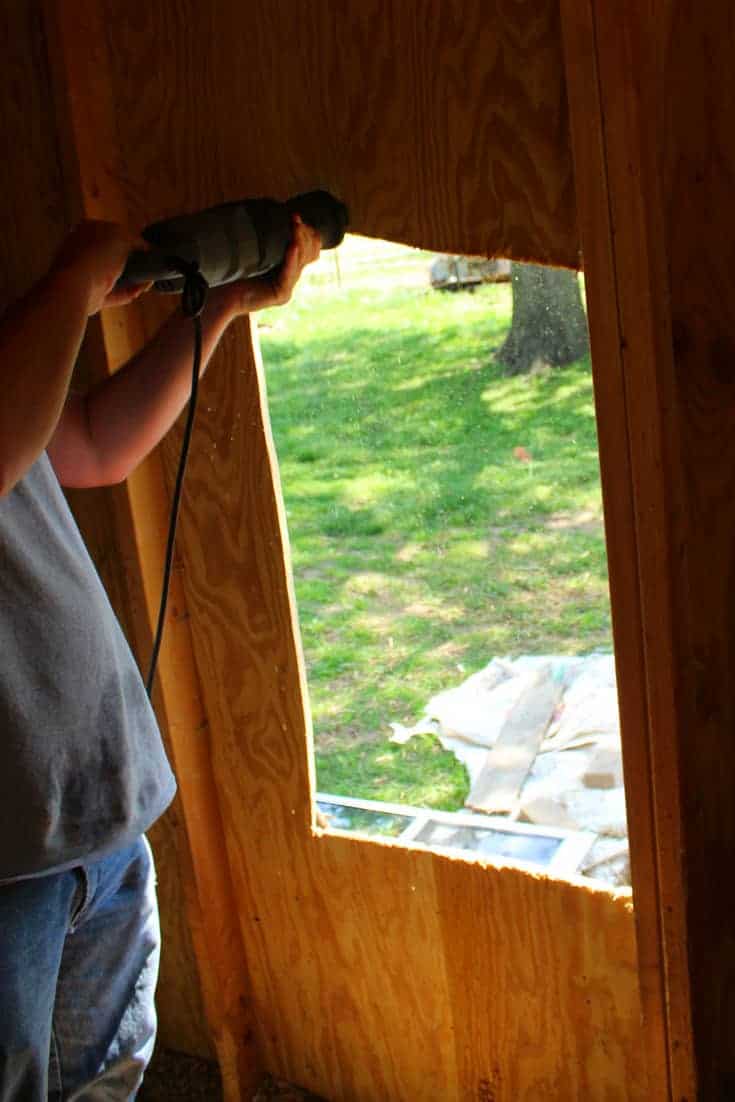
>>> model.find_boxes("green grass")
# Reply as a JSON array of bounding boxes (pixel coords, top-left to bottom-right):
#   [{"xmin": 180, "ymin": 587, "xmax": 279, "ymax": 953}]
[{"xmin": 258, "ymin": 237, "xmax": 611, "ymax": 810}]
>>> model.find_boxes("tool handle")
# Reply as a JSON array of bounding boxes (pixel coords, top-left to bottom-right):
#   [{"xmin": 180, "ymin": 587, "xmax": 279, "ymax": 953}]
[
  {"xmin": 118, "ymin": 190, "xmax": 349, "ymax": 292},
  {"xmin": 119, "ymin": 249, "xmax": 181, "ymax": 288}
]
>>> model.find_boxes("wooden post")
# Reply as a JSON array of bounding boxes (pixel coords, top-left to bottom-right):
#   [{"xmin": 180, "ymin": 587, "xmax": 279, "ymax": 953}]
[
  {"xmin": 562, "ymin": 3, "xmax": 735, "ymax": 1096},
  {"xmin": 43, "ymin": 3, "xmax": 262, "ymax": 1096}
]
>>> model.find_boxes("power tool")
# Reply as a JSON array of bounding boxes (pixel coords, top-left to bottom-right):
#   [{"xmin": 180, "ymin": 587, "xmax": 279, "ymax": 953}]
[{"xmin": 120, "ymin": 189, "xmax": 348, "ymax": 292}]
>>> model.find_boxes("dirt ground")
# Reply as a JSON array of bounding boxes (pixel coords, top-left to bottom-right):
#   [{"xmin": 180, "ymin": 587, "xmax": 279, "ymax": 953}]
[{"xmin": 139, "ymin": 1047, "xmax": 328, "ymax": 1101}]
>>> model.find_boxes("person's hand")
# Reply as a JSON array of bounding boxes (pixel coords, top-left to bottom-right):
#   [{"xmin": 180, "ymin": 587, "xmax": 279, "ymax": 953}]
[
  {"xmin": 51, "ymin": 220, "xmax": 151, "ymax": 316},
  {"xmin": 210, "ymin": 214, "xmax": 322, "ymax": 318}
]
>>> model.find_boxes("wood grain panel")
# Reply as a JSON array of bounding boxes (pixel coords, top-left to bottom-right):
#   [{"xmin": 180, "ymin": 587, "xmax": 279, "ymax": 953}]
[
  {"xmin": 94, "ymin": 2, "xmax": 642, "ymax": 1095},
  {"xmin": 0, "ymin": 2, "xmax": 66, "ymax": 298},
  {"xmin": 38, "ymin": 2, "xmax": 653, "ymax": 1098},
  {"xmin": 655, "ymin": 5, "xmax": 735, "ymax": 1093},
  {"xmin": 564, "ymin": 2, "xmax": 735, "ymax": 1096},
  {"xmin": 436, "ymin": 862, "xmax": 645, "ymax": 1100},
  {"xmin": 101, "ymin": 0, "xmax": 579, "ymax": 267},
  {"xmin": 586, "ymin": 9, "xmax": 698, "ymax": 1098},
  {"xmin": 151, "ymin": 306, "xmax": 647, "ymax": 1098},
  {"xmin": 559, "ymin": 5, "xmax": 673, "ymax": 1094}
]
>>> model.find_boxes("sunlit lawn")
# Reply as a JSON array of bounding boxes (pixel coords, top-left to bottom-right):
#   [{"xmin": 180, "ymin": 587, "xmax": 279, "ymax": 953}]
[{"xmin": 258, "ymin": 238, "xmax": 610, "ymax": 809}]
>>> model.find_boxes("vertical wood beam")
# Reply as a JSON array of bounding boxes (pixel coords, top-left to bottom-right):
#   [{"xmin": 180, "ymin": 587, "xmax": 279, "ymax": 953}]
[
  {"xmin": 560, "ymin": 7, "xmax": 683, "ymax": 1097},
  {"xmin": 43, "ymin": 2, "xmax": 261, "ymax": 1095},
  {"xmin": 563, "ymin": 3, "xmax": 735, "ymax": 1097}
]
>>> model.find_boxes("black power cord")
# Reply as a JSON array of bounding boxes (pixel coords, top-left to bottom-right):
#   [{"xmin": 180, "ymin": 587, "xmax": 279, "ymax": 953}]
[{"xmin": 145, "ymin": 260, "xmax": 209, "ymax": 697}]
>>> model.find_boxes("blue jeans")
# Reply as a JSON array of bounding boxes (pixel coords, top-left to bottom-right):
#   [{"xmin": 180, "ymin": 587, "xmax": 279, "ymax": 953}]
[{"xmin": 0, "ymin": 836, "xmax": 159, "ymax": 1101}]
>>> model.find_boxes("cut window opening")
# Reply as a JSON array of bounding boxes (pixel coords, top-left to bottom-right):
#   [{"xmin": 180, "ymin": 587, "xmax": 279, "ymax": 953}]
[{"xmin": 258, "ymin": 234, "xmax": 628, "ymax": 889}]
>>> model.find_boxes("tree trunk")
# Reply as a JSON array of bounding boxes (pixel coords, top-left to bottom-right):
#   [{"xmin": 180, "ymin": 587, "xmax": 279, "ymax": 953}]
[{"xmin": 496, "ymin": 263, "xmax": 589, "ymax": 375}]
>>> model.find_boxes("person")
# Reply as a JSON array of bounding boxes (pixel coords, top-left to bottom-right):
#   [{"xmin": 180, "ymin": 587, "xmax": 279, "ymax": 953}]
[{"xmin": 0, "ymin": 215, "xmax": 321, "ymax": 1100}]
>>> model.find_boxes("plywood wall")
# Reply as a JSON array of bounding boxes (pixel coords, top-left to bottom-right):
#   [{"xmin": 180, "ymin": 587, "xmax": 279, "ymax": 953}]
[
  {"xmin": 563, "ymin": 3, "xmax": 735, "ymax": 1095},
  {"xmin": 100, "ymin": 0, "xmax": 579, "ymax": 267},
  {"xmin": 151, "ymin": 319, "xmax": 648, "ymax": 1098},
  {"xmin": 6, "ymin": 2, "xmax": 657, "ymax": 1099},
  {"xmin": 93, "ymin": 4, "xmax": 647, "ymax": 1098}
]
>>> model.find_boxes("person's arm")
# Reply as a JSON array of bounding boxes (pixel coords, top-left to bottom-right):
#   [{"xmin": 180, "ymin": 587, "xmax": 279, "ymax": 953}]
[
  {"xmin": 0, "ymin": 221, "xmax": 144, "ymax": 497},
  {"xmin": 48, "ymin": 215, "xmax": 320, "ymax": 489}
]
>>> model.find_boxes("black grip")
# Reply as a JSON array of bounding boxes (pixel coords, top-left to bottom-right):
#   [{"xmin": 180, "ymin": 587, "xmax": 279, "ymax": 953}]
[
  {"xmin": 117, "ymin": 190, "xmax": 349, "ymax": 294},
  {"xmin": 119, "ymin": 248, "xmax": 181, "ymax": 288}
]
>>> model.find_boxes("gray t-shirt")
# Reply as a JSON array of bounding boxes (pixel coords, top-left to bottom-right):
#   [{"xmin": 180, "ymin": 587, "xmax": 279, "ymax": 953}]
[{"xmin": 0, "ymin": 453, "xmax": 176, "ymax": 880}]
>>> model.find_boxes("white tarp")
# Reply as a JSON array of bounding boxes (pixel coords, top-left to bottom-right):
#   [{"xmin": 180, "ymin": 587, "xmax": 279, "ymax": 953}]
[{"xmin": 390, "ymin": 653, "xmax": 629, "ymax": 883}]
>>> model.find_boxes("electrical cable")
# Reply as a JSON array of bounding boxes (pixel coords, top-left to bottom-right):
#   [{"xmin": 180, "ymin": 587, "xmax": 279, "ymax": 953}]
[{"xmin": 145, "ymin": 260, "xmax": 209, "ymax": 697}]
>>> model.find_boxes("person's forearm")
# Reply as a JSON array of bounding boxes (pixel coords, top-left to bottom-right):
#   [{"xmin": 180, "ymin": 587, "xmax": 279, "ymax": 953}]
[
  {"xmin": 47, "ymin": 217, "xmax": 320, "ymax": 489},
  {"xmin": 0, "ymin": 268, "xmax": 91, "ymax": 495},
  {"xmin": 51, "ymin": 290, "xmax": 242, "ymax": 488}
]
